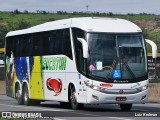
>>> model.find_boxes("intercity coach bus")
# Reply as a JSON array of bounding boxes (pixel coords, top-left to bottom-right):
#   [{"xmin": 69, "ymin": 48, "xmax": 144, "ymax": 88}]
[{"xmin": 5, "ymin": 17, "xmax": 157, "ymax": 111}]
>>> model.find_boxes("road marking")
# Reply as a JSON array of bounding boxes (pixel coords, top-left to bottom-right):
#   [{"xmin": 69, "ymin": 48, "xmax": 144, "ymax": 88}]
[
  {"xmin": 54, "ymin": 118, "xmax": 67, "ymax": 120},
  {"xmin": 107, "ymin": 117, "xmax": 133, "ymax": 120}
]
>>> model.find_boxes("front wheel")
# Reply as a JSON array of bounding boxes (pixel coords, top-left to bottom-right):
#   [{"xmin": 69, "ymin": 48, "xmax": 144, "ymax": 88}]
[
  {"xmin": 119, "ymin": 104, "xmax": 132, "ymax": 111},
  {"xmin": 70, "ymin": 87, "xmax": 83, "ymax": 110}
]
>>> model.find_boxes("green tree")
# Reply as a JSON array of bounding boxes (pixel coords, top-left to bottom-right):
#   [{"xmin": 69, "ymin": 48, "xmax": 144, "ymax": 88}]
[
  {"xmin": 13, "ymin": 9, "xmax": 21, "ymax": 14},
  {"xmin": 0, "ymin": 25, "xmax": 8, "ymax": 47}
]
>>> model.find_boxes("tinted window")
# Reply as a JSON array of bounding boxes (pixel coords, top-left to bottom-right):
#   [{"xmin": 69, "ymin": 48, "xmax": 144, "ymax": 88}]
[
  {"xmin": 6, "ymin": 28, "xmax": 73, "ymax": 59},
  {"xmin": 72, "ymin": 28, "xmax": 86, "ymax": 73}
]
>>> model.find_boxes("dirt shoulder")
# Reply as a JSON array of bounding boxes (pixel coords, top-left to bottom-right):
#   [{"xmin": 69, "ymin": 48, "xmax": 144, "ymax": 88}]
[
  {"xmin": 148, "ymin": 83, "xmax": 160, "ymax": 103},
  {"xmin": 0, "ymin": 81, "xmax": 6, "ymax": 94}
]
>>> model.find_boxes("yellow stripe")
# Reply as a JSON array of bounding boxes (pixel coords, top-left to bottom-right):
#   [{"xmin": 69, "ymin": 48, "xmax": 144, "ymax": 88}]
[
  {"xmin": 147, "ymin": 53, "xmax": 160, "ymax": 57},
  {"xmin": 0, "ymin": 48, "xmax": 4, "ymax": 52}
]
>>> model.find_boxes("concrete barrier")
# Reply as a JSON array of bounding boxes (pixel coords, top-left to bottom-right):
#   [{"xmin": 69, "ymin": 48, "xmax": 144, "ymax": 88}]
[{"xmin": 0, "ymin": 81, "xmax": 159, "ymax": 103}]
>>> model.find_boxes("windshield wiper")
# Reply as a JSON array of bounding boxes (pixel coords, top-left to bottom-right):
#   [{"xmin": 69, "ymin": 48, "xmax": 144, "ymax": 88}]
[{"xmin": 122, "ymin": 58, "xmax": 135, "ymax": 79}]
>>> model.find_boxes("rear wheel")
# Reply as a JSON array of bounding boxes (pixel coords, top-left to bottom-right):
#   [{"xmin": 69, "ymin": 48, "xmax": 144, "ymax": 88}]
[
  {"xmin": 23, "ymin": 85, "xmax": 32, "ymax": 106},
  {"xmin": 15, "ymin": 85, "xmax": 23, "ymax": 105},
  {"xmin": 119, "ymin": 104, "xmax": 132, "ymax": 111},
  {"xmin": 70, "ymin": 87, "xmax": 83, "ymax": 110}
]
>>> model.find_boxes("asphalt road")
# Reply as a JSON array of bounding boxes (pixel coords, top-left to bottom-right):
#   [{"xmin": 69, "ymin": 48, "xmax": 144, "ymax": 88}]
[{"xmin": 0, "ymin": 95, "xmax": 160, "ymax": 120}]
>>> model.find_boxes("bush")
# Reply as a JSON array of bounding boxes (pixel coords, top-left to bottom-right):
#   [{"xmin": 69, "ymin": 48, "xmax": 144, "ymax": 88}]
[{"xmin": 16, "ymin": 19, "xmax": 31, "ymax": 30}]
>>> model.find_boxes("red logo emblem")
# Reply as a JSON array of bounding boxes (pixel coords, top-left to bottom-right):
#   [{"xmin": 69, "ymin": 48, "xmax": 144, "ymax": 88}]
[
  {"xmin": 100, "ymin": 83, "xmax": 113, "ymax": 87},
  {"xmin": 46, "ymin": 78, "xmax": 62, "ymax": 96}
]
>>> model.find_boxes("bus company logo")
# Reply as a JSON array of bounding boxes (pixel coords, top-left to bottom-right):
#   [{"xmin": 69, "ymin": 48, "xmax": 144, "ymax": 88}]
[
  {"xmin": 100, "ymin": 83, "xmax": 113, "ymax": 87},
  {"xmin": 119, "ymin": 89, "xmax": 124, "ymax": 94},
  {"xmin": 46, "ymin": 78, "xmax": 62, "ymax": 96},
  {"xmin": 113, "ymin": 80, "xmax": 128, "ymax": 83}
]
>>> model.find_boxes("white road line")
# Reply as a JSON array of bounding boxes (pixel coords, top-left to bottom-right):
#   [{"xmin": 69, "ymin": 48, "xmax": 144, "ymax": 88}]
[
  {"xmin": 54, "ymin": 118, "xmax": 67, "ymax": 120},
  {"xmin": 107, "ymin": 117, "xmax": 133, "ymax": 120}
]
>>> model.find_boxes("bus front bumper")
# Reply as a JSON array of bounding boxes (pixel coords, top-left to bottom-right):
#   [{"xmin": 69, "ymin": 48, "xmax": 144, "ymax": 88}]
[{"xmin": 86, "ymin": 88, "xmax": 148, "ymax": 104}]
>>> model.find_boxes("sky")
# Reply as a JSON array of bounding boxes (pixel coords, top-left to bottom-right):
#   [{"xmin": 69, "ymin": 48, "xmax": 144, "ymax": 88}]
[{"xmin": 0, "ymin": 0, "xmax": 160, "ymax": 14}]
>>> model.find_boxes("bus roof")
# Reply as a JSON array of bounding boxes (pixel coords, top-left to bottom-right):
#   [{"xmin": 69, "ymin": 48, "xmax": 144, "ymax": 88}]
[{"xmin": 6, "ymin": 17, "xmax": 142, "ymax": 37}]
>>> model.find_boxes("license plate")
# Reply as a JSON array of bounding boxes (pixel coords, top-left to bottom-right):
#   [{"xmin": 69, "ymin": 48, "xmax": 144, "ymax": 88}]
[{"xmin": 116, "ymin": 97, "xmax": 127, "ymax": 101}]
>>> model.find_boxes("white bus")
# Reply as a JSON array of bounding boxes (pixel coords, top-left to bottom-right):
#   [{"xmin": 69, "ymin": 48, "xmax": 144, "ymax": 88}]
[{"xmin": 5, "ymin": 17, "xmax": 157, "ymax": 111}]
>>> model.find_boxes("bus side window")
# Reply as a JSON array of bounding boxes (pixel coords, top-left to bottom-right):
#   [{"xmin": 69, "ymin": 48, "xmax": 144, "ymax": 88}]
[
  {"xmin": 16, "ymin": 37, "xmax": 20, "ymax": 57},
  {"xmin": 38, "ymin": 33, "xmax": 43, "ymax": 55},
  {"xmin": 55, "ymin": 30, "xmax": 61, "ymax": 54},
  {"xmin": 72, "ymin": 28, "xmax": 86, "ymax": 74},
  {"xmin": 61, "ymin": 30, "xmax": 66, "ymax": 55},
  {"xmin": 33, "ymin": 34, "xmax": 39, "ymax": 56},
  {"xmin": 42, "ymin": 32, "xmax": 50, "ymax": 55},
  {"xmin": 27, "ymin": 34, "xmax": 34, "ymax": 56},
  {"xmin": 49, "ymin": 32, "xmax": 55, "ymax": 55},
  {"xmin": 64, "ymin": 29, "xmax": 72, "ymax": 60},
  {"xmin": 6, "ymin": 37, "xmax": 12, "ymax": 57},
  {"xmin": 21, "ymin": 36, "xmax": 27, "ymax": 56}
]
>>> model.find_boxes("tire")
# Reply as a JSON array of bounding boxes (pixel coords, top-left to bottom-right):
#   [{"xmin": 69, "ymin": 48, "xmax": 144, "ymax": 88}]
[
  {"xmin": 23, "ymin": 85, "xmax": 32, "ymax": 106},
  {"xmin": 119, "ymin": 104, "xmax": 132, "ymax": 111},
  {"xmin": 70, "ymin": 87, "xmax": 83, "ymax": 110},
  {"xmin": 15, "ymin": 85, "xmax": 23, "ymax": 105}
]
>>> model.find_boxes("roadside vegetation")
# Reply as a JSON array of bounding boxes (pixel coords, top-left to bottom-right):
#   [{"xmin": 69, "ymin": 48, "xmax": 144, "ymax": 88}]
[{"xmin": 1, "ymin": 10, "xmax": 160, "ymax": 52}]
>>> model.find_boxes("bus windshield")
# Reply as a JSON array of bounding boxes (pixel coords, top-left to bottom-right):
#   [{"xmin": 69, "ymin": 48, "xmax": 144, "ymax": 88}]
[{"xmin": 88, "ymin": 33, "xmax": 147, "ymax": 82}]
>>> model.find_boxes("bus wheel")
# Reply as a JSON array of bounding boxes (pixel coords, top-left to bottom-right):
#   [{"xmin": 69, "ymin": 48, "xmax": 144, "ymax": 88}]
[
  {"xmin": 70, "ymin": 87, "xmax": 83, "ymax": 110},
  {"xmin": 119, "ymin": 104, "xmax": 132, "ymax": 111},
  {"xmin": 23, "ymin": 85, "xmax": 31, "ymax": 106},
  {"xmin": 16, "ymin": 85, "xmax": 23, "ymax": 105}
]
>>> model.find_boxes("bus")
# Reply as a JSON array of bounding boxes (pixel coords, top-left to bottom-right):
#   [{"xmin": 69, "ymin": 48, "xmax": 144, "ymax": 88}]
[
  {"xmin": 0, "ymin": 48, "xmax": 4, "ymax": 80},
  {"xmin": 5, "ymin": 17, "xmax": 157, "ymax": 111},
  {"xmin": 0, "ymin": 48, "xmax": 4, "ymax": 67},
  {"xmin": 148, "ymin": 53, "xmax": 160, "ymax": 80}
]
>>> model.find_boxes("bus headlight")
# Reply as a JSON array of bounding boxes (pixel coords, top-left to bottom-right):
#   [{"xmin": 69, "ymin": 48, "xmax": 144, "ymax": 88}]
[
  {"xmin": 84, "ymin": 81, "xmax": 102, "ymax": 91},
  {"xmin": 137, "ymin": 85, "xmax": 148, "ymax": 91},
  {"xmin": 92, "ymin": 86, "xmax": 101, "ymax": 91}
]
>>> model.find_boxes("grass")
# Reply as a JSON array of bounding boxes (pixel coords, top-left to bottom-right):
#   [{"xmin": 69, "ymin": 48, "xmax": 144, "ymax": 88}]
[
  {"xmin": 0, "ymin": 11, "xmax": 160, "ymax": 26},
  {"xmin": 0, "ymin": 11, "xmax": 160, "ymax": 52}
]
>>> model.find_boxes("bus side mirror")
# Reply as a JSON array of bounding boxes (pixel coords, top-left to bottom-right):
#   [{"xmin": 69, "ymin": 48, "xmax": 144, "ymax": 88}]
[
  {"xmin": 145, "ymin": 39, "xmax": 157, "ymax": 58},
  {"xmin": 77, "ymin": 38, "xmax": 89, "ymax": 58}
]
